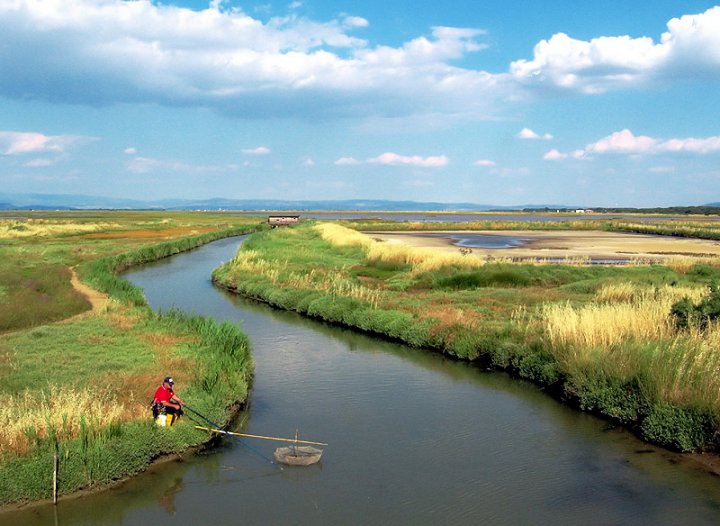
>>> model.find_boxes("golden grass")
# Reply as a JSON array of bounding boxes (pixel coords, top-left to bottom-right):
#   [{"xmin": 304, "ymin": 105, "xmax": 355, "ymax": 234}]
[
  {"xmin": 543, "ymin": 299, "xmax": 676, "ymax": 354},
  {"xmin": 594, "ymin": 282, "xmax": 706, "ymax": 304},
  {"xmin": 314, "ymin": 222, "xmax": 375, "ymax": 248},
  {"xmin": 0, "ymin": 219, "xmax": 122, "ymax": 238},
  {"xmin": 0, "ymin": 385, "xmax": 142, "ymax": 455},
  {"xmin": 653, "ymin": 334, "xmax": 720, "ymax": 407},
  {"xmin": 315, "ymin": 223, "xmax": 487, "ymax": 274},
  {"xmin": 542, "ymin": 282, "xmax": 720, "ymax": 411}
]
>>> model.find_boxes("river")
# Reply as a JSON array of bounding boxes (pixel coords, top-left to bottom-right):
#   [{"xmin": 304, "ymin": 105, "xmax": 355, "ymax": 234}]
[{"xmin": 6, "ymin": 236, "xmax": 720, "ymax": 525}]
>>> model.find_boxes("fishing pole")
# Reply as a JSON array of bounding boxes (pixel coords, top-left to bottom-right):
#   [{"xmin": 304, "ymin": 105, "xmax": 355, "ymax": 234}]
[{"xmin": 182, "ymin": 404, "xmax": 282, "ymax": 469}]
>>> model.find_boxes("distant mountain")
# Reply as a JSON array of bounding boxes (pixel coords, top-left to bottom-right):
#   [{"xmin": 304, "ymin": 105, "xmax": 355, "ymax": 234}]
[
  {"xmin": 0, "ymin": 193, "xmax": 544, "ymax": 212},
  {"xmin": 0, "ymin": 193, "xmax": 150, "ymax": 210}
]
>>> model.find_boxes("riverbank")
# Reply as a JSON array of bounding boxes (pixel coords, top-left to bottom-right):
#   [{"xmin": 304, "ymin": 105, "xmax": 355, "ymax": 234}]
[
  {"xmin": 0, "ymin": 213, "xmax": 264, "ymax": 507},
  {"xmin": 212, "ymin": 222, "xmax": 720, "ymax": 454}
]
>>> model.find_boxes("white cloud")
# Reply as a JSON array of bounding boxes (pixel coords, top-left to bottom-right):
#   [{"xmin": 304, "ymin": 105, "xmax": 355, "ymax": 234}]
[
  {"xmin": 335, "ymin": 156, "xmax": 361, "ymax": 165},
  {"xmin": 474, "ymin": 159, "xmax": 496, "ymax": 167},
  {"xmin": 367, "ymin": 152, "xmax": 449, "ymax": 167},
  {"xmin": 124, "ymin": 147, "xmax": 137, "ymax": 155},
  {"xmin": 586, "ymin": 129, "xmax": 657, "ymax": 154},
  {"xmin": 342, "ymin": 16, "xmax": 369, "ymax": 29},
  {"xmin": 510, "ymin": 7, "xmax": 720, "ymax": 95},
  {"xmin": 2, "ymin": 1, "xmax": 718, "ymax": 123},
  {"xmin": 0, "ymin": 130, "xmax": 93, "ymax": 155},
  {"xmin": 302, "ymin": 157, "xmax": 315, "ymax": 166},
  {"xmin": 0, "ymin": 1, "xmax": 500, "ymax": 121},
  {"xmin": 546, "ymin": 129, "xmax": 720, "ymax": 160},
  {"xmin": 518, "ymin": 127, "xmax": 553, "ymax": 140},
  {"xmin": 242, "ymin": 146, "xmax": 271, "ymax": 155},
  {"xmin": 543, "ymin": 149, "xmax": 566, "ymax": 161}
]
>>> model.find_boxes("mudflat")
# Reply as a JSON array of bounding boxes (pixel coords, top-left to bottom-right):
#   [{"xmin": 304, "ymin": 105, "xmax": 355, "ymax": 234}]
[{"xmin": 369, "ymin": 230, "xmax": 720, "ymax": 261}]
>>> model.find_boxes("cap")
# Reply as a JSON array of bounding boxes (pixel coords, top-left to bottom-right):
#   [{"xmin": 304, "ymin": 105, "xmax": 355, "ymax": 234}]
[{"xmin": 163, "ymin": 376, "xmax": 174, "ymax": 385}]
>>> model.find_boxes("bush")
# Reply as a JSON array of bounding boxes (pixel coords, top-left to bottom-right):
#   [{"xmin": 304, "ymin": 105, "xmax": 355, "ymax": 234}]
[
  {"xmin": 434, "ymin": 269, "xmax": 532, "ymax": 289},
  {"xmin": 564, "ymin": 376, "xmax": 650, "ymax": 425},
  {"xmin": 641, "ymin": 404, "xmax": 716, "ymax": 452},
  {"xmin": 671, "ymin": 281, "xmax": 720, "ymax": 329}
]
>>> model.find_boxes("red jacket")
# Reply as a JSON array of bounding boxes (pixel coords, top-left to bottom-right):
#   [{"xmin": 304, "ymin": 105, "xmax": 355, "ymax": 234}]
[{"xmin": 153, "ymin": 384, "xmax": 175, "ymax": 406}]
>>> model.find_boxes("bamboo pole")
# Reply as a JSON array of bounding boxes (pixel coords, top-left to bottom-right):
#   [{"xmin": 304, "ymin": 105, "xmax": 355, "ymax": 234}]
[{"xmin": 194, "ymin": 426, "xmax": 327, "ymax": 446}]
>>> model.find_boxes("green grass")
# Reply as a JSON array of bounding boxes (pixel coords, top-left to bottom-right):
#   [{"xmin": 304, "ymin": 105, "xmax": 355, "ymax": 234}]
[
  {"xmin": 0, "ymin": 261, "xmax": 90, "ymax": 332},
  {"xmin": 0, "ymin": 211, "xmax": 265, "ymax": 332},
  {"xmin": 0, "ymin": 212, "xmax": 263, "ymax": 505},
  {"xmin": 213, "ymin": 221, "xmax": 720, "ymax": 453}
]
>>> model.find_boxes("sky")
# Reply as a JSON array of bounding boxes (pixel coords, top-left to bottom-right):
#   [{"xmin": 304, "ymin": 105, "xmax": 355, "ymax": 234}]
[{"xmin": 1, "ymin": 0, "xmax": 720, "ymax": 207}]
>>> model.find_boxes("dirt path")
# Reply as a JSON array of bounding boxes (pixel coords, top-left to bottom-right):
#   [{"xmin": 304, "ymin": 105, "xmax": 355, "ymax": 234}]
[{"xmin": 70, "ymin": 267, "xmax": 109, "ymax": 315}]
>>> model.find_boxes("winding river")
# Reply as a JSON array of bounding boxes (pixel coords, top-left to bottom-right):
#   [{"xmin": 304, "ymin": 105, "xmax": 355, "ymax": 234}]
[{"xmin": 7, "ymin": 236, "xmax": 720, "ymax": 525}]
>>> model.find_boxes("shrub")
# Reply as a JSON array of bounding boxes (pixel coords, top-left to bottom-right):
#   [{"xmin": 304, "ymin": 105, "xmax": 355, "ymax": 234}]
[
  {"xmin": 564, "ymin": 375, "xmax": 650, "ymax": 425},
  {"xmin": 671, "ymin": 281, "xmax": 720, "ymax": 330},
  {"xmin": 640, "ymin": 404, "xmax": 716, "ymax": 452}
]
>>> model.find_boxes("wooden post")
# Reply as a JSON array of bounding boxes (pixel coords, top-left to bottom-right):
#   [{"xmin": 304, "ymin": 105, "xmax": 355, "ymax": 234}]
[{"xmin": 53, "ymin": 451, "xmax": 58, "ymax": 505}]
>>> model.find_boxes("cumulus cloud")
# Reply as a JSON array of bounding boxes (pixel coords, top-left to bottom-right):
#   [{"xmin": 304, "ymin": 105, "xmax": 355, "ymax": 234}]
[
  {"xmin": 0, "ymin": 0, "xmax": 499, "ymax": 120},
  {"xmin": 517, "ymin": 128, "xmax": 553, "ymax": 140},
  {"xmin": 2, "ymin": 1, "xmax": 717, "ymax": 122},
  {"xmin": 474, "ymin": 159, "xmax": 496, "ymax": 167},
  {"xmin": 543, "ymin": 149, "xmax": 566, "ymax": 161},
  {"xmin": 242, "ymin": 146, "xmax": 271, "ymax": 155},
  {"xmin": 124, "ymin": 147, "xmax": 137, "ymax": 155},
  {"xmin": 511, "ymin": 6, "xmax": 720, "ymax": 94},
  {"xmin": 367, "ymin": 152, "xmax": 449, "ymax": 167},
  {"xmin": 545, "ymin": 129, "xmax": 720, "ymax": 160},
  {"xmin": 0, "ymin": 130, "xmax": 93, "ymax": 155}
]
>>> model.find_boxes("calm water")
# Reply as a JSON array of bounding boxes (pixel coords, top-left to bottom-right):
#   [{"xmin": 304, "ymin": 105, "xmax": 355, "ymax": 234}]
[
  {"xmin": 6, "ymin": 237, "xmax": 720, "ymax": 525},
  {"xmin": 226, "ymin": 211, "xmax": 717, "ymax": 222}
]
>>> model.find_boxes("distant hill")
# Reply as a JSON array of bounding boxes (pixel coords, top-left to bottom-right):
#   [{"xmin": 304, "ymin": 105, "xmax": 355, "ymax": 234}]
[
  {"xmin": 4, "ymin": 193, "xmax": 718, "ymax": 214},
  {"xmin": 0, "ymin": 193, "xmax": 544, "ymax": 212}
]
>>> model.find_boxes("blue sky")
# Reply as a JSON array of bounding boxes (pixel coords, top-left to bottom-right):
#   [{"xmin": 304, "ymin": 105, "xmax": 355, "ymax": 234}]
[{"xmin": 1, "ymin": 0, "xmax": 720, "ymax": 207}]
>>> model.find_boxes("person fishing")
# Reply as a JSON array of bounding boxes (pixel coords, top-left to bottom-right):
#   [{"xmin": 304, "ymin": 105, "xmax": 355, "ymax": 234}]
[{"xmin": 152, "ymin": 376, "xmax": 185, "ymax": 426}]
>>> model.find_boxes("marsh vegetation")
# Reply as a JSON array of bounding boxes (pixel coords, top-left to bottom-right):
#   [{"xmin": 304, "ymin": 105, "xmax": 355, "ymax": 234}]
[
  {"xmin": 213, "ymin": 221, "xmax": 720, "ymax": 453},
  {"xmin": 0, "ymin": 211, "xmax": 263, "ymax": 505}
]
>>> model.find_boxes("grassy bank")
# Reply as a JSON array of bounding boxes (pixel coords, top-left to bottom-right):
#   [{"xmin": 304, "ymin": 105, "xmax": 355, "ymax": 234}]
[
  {"xmin": 0, "ymin": 212, "xmax": 263, "ymax": 505},
  {"xmin": 213, "ymin": 222, "xmax": 720, "ymax": 453}
]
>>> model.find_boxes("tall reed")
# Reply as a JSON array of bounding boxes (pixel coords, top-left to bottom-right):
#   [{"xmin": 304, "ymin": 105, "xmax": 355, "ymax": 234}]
[{"xmin": 0, "ymin": 386, "xmax": 135, "ymax": 455}]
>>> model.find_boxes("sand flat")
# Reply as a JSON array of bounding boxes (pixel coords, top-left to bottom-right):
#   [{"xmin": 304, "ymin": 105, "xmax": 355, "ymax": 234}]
[{"xmin": 369, "ymin": 230, "xmax": 720, "ymax": 261}]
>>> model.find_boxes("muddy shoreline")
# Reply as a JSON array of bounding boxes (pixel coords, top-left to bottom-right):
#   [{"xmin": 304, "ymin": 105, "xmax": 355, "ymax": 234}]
[{"xmin": 369, "ymin": 230, "xmax": 720, "ymax": 261}]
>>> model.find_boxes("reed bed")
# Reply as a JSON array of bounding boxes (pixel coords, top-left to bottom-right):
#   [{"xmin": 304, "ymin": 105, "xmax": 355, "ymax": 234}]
[
  {"xmin": 227, "ymin": 241, "xmax": 383, "ymax": 308},
  {"xmin": 543, "ymin": 299, "xmax": 676, "ymax": 354},
  {"xmin": 650, "ymin": 331, "xmax": 720, "ymax": 408},
  {"xmin": 0, "ymin": 219, "xmax": 121, "ymax": 238},
  {"xmin": 542, "ymin": 282, "xmax": 720, "ymax": 429},
  {"xmin": 594, "ymin": 282, "xmax": 706, "ymax": 304},
  {"xmin": 607, "ymin": 220, "xmax": 720, "ymax": 241},
  {"xmin": 0, "ymin": 385, "xmax": 140, "ymax": 456},
  {"xmin": 315, "ymin": 223, "xmax": 487, "ymax": 274}
]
